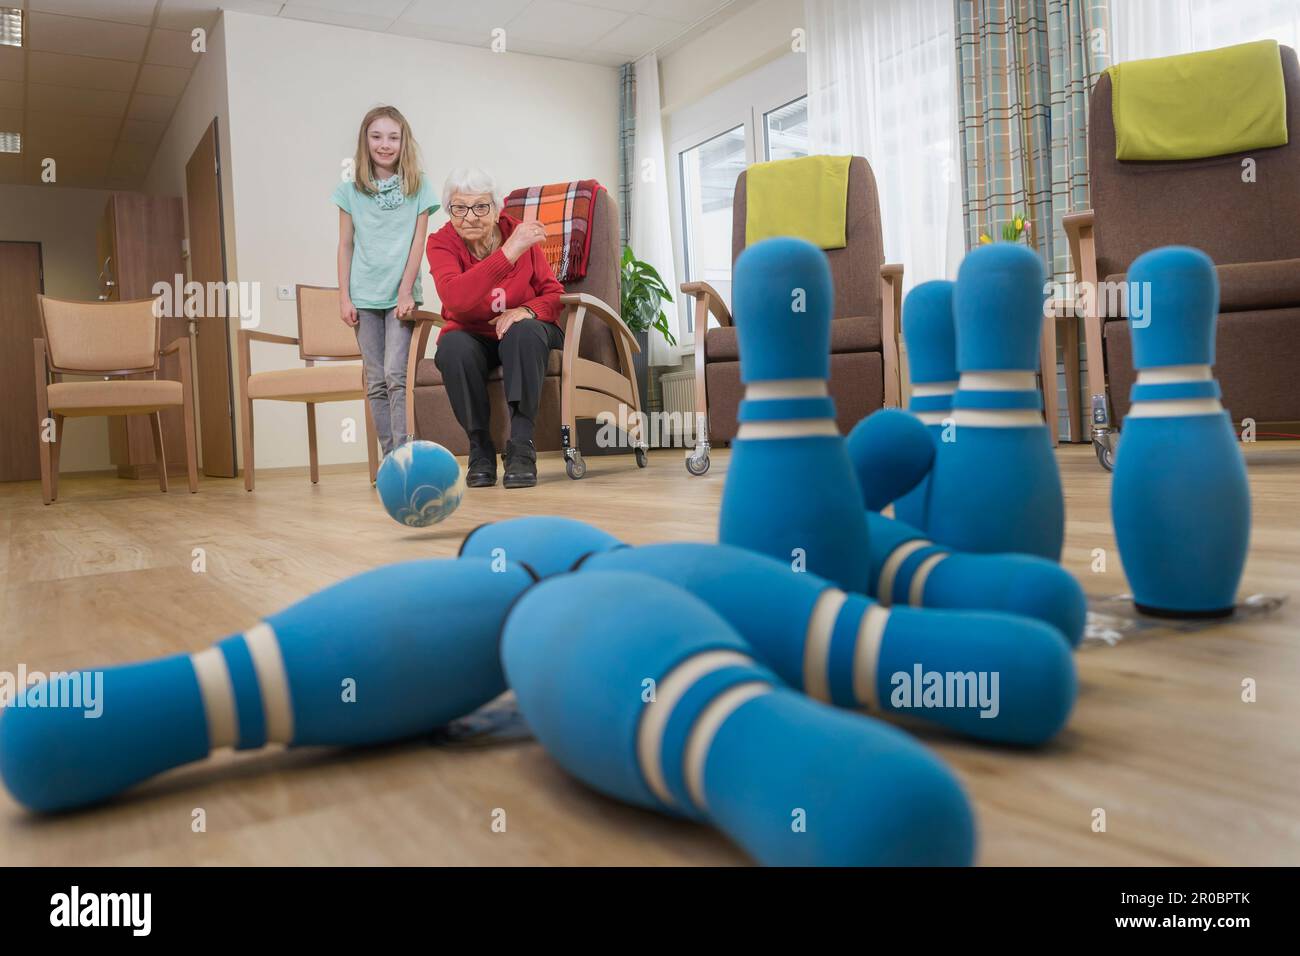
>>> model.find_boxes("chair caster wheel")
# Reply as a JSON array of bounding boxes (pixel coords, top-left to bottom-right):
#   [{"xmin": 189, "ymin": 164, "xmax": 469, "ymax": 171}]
[
  {"xmin": 686, "ymin": 451, "xmax": 710, "ymax": 476},
  {"xmin": 565, "ymin": 453, "xmax": 587, "ymax": 480},
  {"xmin": 1093, "ymin": 432, "xmax": 1116, "ymax": 472},
  {"xmin": 634, "ymin": 447, "xmax": 648, "ymax": 468}
]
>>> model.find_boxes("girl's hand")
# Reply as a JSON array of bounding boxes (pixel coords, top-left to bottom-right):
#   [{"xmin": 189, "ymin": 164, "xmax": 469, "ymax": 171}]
[
  {"xmin": 396, "ymin": 290, "xmax": 415, "ymax": 318},
  {"xmin": 502, "ymin": 220, "xmax": 548, "ymax": 261},
  {"xmin": 341, "ymin": 298, "xmax": 358, "ymax": 326}
]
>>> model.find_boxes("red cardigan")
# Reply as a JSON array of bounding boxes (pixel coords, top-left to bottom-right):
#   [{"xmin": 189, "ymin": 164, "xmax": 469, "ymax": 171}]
[{"xmin": 425, "ymin": 214, "xmax": 564, "ymax": 339}]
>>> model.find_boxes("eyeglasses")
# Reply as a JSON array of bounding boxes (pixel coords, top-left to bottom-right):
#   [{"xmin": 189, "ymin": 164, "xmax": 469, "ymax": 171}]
[{"xmin": 448, "ymin": 203, "xmax": 493, "ymax": 219}]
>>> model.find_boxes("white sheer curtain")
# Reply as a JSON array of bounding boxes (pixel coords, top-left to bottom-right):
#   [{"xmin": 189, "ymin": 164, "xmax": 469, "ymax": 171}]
[
  {"xmin": 1110, "ymin": 0, "xmax": 1300, "ymax": 62},
  {"xmin": 804, "ymin": 0, "xmax": 964, "ymax": 292},
  {"xmin": 631, "ymin": 52, "xmax": 682, "ymax": 367}
]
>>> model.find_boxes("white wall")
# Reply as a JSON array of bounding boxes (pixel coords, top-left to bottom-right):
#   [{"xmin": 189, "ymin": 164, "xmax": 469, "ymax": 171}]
[
  {"xmin": 1, "ymin": 184, "xmax": 114, "ymax": 473},
  {"xmin": 220, "ymin": 11, "xmax": 621, "ymax": 470},
  {"xmin": 659, "ymin": 0, "xmax": 805, "ymax": 115}
]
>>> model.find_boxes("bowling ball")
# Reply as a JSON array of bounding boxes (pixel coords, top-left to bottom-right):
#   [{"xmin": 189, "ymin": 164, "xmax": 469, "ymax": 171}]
[{"xmin": 375, "ymin": 440, "xmax": 464, "ymax": 527}]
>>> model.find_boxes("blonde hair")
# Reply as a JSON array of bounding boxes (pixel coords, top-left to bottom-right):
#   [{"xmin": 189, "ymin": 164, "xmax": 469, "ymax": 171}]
[{"xmin": 353, "ymin": 105, "xmax": 422, "ymax": 197}]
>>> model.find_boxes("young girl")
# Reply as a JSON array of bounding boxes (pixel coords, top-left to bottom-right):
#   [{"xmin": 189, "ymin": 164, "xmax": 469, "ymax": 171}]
[{"xmin": 332, "ymin": 105, "xmax": 439, "ymax": 455}]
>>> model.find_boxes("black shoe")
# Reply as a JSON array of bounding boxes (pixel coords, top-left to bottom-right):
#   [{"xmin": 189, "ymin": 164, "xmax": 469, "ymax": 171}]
[
  {"xmin": 466, "ymin": 440, "xmax": 497, "ymax": 488},
  {"xmin": 502, "ymin": 439, "xmax": 537, "ymax": 489}
]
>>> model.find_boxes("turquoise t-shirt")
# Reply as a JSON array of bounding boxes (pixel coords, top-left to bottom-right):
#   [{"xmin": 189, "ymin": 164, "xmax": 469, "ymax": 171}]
[{"xmin": 331, "ymin": 176, "xmax": 439, "ymax": 309}]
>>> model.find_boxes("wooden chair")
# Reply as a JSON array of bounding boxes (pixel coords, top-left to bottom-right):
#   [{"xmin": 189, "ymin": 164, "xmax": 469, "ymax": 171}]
[
  {"xmin": 679, "ymin": 155, "xmax": 904, "ymax": 475},
  {"xmin": 406, "ymin": 186, "xmax": 646, "ymax": 480},
  {"xmin": 237, "ymin": 285, "xmax": 378, "ymax": 491},
  {"xmin": 33, "ymin": 296, "xmax": 198, "ymax": 505}
]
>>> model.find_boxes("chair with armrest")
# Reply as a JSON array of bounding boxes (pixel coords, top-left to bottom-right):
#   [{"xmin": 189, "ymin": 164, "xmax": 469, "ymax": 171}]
[
  {"xmin": 1065, "ymin": 43, "xmax": 1300, "ymax": 469},
  {"xmin": 678, "ymin": 155, "xmax": 904, "ymax": 476},
  {"xmin": 407, "ymin": 185, "xmax": 646, "ymax": 479},
  {"xmin": 237, "ymin": 284, "xmax": 379, "ymax": 491},
  {"xmin": 33, "ymin": 296, "xmax": 198, "ymax": 505}
]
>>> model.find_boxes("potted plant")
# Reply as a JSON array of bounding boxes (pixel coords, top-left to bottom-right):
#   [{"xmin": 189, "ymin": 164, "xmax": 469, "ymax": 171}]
[
  {"xmin": 979, "ymin": 211, "xmax": 1031, "ymax": 245},
  {"xmin": 619, "ymin": 246, "xmax": 676, "ymax": 417}
]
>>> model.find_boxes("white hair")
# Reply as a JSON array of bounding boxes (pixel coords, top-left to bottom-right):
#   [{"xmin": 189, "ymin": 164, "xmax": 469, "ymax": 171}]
[{"xmin": 441, "ymin": 166, "xmax": 501, "ymax": 213}]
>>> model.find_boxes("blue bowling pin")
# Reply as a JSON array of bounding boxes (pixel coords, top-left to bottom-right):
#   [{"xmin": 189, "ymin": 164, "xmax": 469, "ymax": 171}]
[
  {"xmin": 927, "ymin": 244, "xmax": 1064, "ymax": 559},
  {"xmin": 846, "ymin": 408, "xmax": 934, "ymax": 512},
  {"xmin": 719, "ymin": 237, "xmax": 872, "ymax": 593},
  {"xmin": 460, "ymin": 515, "xmax": 624, "ymax": 577},
  {"xmin": 0, "ymin": 559, "xmax": 537, "ymax": 812},
  {"xmin": 580, "ymin": 543, "xmax": 1075, "ymax": 745},
  {"xmin": 894, "ymin": 281, "xmax": 958, "ymax": 529},
  {"xmin": 1112, "ymin": 246, "xmax": 1250, "ymax": 617},
  {"xmin": 502, "ymin": 571, "xmax": 976, "ymax": 866},
  {"xmin": 865, "ymin": 511, "xmax": 1085, "ymax": 647}
]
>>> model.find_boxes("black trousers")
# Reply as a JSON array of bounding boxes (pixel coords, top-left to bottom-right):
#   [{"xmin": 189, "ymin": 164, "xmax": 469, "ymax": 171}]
[{"xmin": 434, "ymin": 318, "xmax": 563, "ymax": 446}]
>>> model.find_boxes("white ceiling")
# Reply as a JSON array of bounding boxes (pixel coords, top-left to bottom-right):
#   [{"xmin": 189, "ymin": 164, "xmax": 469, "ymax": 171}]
[{"xmin": 0, "ymin": 0, "xmax": 736, "ymax": 190}]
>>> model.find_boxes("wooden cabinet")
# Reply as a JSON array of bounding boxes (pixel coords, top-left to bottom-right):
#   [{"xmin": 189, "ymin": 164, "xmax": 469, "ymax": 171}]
[{"xmin": 98, "ymin": 193, "xmax": 190, "ymax": 479}]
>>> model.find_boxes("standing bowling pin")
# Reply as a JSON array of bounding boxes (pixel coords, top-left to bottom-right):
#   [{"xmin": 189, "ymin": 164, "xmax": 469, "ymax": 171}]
[
  {"xmin": 720, "ymin": 237, "xmax": 872, "ymax": 592},
  {"xmin": 927, "ymin": 244, "xmax": 1064, "ymax": 559},
  {"xmin": 460, "ymin": 515, "xmax": 624, "ymax": 577},
  {"xmin": 893, "ymin": 281, "xmax": 958, "ymax": 530},
  {"xmin": 1112, "ymin": 246, "xmax": 1250, "ymax": 616},
  {"xmin": 502, "ymin": 571, "xmax": 976, "ymax": 865},
  {"xmin": 0, "ymin": 559, "xmax": 536, "ymax": 812},
  {"xmin": 579, "ymin": 543, "xmax": 1076, "ymax": 745}
]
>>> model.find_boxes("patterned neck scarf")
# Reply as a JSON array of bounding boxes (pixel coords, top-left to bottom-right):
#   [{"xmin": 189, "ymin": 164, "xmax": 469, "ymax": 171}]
[{"xmin": 374, "ymin": 174, "xmax": 405, "ymax": 210}]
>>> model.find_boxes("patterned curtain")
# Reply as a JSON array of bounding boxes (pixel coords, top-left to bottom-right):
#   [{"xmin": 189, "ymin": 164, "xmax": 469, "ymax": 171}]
[
  {"xmin": 617, "ymin": 62, "xmax": 635, "ymax": 247},
  {"xmin": 955, "ymin": 0, "xmax": 1111, "ymax": 437}
]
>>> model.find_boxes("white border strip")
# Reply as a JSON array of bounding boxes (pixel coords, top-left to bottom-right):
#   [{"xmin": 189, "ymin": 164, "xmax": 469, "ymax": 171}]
[
  {"xmin": 959, "ymin": 371, "xmax": 1037, "ymax": 391},
  {"xmin": 745, "ymin": 379, "xmax": 828, "ymax": 400},
  {"xmin": 952, "ymin": 409, "xmax": 1043, "ymax": 428},
  {"xmin": 852, "ymin": 605, "xmax": 890, "ymax": 711},
  {"xmin": 636, "ymin": 649, "xmax": 755, "ymax": 807},
  {"xmin": 737, "ymin": 419, "xmax": 839, "ymax": 440},
  {"xmin": 1127, "ymin": 399, "xmax": 1223, "ymax": 418},
  {"xmin": 683, "ymin": 681, "xmax": 771, "ymax": 813},
  {"xmin": 1136, "ymin": 364, "xmax": 1211, "ymax": 385},
  {"xmin": 911, "ymin": 381, "xmax": 957, "ymax": 397},
  {"xmin": 243, "ymin": 622, "xmax": 295, "ymax": 745},
  {"xmin": 190, "ymin": 647, "xmax": 238, "ymax": 751}
]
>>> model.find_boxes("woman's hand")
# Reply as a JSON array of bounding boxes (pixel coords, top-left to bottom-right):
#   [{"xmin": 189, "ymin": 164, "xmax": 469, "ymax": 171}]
[
  {"xmin": 396, "ymin": 289, "xmax": 415, "ymax": 319},
  {"xmin": 492, "ymin": 307, "xmax": 533, "ymax": 340},
  {"xmin": 502, "ymin": 220, "xmax": 548, "ymax": 262},
  {"xmin": 341, "ymin": 296, "xmax": 358, "ymax": 327}
]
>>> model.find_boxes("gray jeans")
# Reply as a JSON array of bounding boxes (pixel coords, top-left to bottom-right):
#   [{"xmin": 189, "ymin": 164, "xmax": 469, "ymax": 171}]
[{"xmin": 356, "ymin": 307, "xmax": 413, "ymax": 455}]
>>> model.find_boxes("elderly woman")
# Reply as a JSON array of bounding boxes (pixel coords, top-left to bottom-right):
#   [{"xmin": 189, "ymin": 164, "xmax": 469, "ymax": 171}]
[{"xmin": 425, "ymin": 167, "xmax": 564, "ymax": 489}]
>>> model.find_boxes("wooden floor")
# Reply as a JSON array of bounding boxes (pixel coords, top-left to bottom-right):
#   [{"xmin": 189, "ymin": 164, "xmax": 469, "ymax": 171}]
[{"xmin": 1, "ymin": 442, "xmax": 1297, "ymax": 866}]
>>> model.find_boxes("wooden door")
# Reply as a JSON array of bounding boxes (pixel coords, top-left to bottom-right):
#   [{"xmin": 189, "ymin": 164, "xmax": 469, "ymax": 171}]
[
  {"xmin": 185, "ymin": 119, "xmax": 237, "ymax": 478},
  {"xmin": 0, "ymin": 242, "xmax": 45, "ymax": 482}
]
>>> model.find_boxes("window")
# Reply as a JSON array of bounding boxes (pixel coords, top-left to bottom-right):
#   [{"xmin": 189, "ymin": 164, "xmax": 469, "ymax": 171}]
[{"xmin": 667, "ymin": 53, "xmax": 808, "ymax": 341}]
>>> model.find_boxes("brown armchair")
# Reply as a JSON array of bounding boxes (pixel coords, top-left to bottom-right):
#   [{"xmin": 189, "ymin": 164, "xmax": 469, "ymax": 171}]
[
  {"xmin": 1065, "ymin": 43, "xmax": 1300, "ymax": 468},
  {"xmin": 33, "ymin": 296, "xmax": 199, "ymax": 504},
  {"xmin": 406, "ymin": 187, "xmax": 646, "ymax": 480},
  {"xmin": 679, "ymin": 155, "xmax": 904, "ymax": 475}
]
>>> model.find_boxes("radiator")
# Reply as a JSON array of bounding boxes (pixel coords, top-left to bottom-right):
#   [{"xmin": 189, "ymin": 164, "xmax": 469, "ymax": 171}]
[{"xmin": 658, "ymin": 370, "xmax": 696, "ymax": 445}]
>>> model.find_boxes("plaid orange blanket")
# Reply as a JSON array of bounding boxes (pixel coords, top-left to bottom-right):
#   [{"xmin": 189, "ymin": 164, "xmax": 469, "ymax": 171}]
[{"xmin": 502, "ymin": 179, "xmax": 604, "ymax": 284}]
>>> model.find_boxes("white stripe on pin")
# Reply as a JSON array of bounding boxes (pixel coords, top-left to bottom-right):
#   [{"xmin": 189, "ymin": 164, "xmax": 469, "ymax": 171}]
[
  {"xmin": 916, "ymin": 411, "xmax": 951, "ymax": 426},
  {"xmin": 737, "ymin": 419, "xmax": 839, "ymax": 440},
  {"xmin": 959, "ymin": 371, "xmax": 1038, "ymax": 391},
  {"xmin": 1136, "ymin": 364, "xmax": 1212, "ymax": 385},
  {"xmin": 852, "ymin": 604, "xmax": 890, "ymax": 711},
  {"xmin": 190, "ymin": 647, "xmax": 238, "ymax": 751},
  {"xmin": 243, "ymin": 622, "xmax": 295, "ymax": 745},
  {"xmin": 909, "ymin": 551, "xmax": 948, "ymax": 606},
  {"xmin": 803, "ymin": 589, "xmax": 846, "ymax": 702},
  {"xmin": 911, "ymin": 381, "xmax": 958, "ymax": 397},
  {"xmin": 877, "ymin": 539, "xmax": 928, "ymax": 606},
  {"xmin": 1127, "ymin": 398, "xmax": 1223, "ymax": 418},
  {"xmin": 745, "ymin": 379, "xmax": 828, "ymax": 400},
  {"xmin": 952, "ymin": 409, "xmax": 1044, "ymax": 428},
  {"xmin": 683, "ymin": 681, "xmax": 771, "ymax": 813},
  {"xmin": 636, "ymin": 649, "xmax": 756, "ymax": 807}
]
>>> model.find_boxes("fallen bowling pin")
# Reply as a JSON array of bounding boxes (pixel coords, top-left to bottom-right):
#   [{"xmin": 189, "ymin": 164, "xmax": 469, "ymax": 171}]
[
  {"xmin": 579, "ymin": 543, "xmax": 1075, "ymax": 745},
  {"xmin": 846, "ymin": 407, "xmax": 935, "ymax": 512},
  {"xmin": 719, "ymin": 237, "xmax": 872, "ymax": 593},
  {"xmin": 459, "ymin": 515, "xmax": 624, "ymax": 577},
  {"xmin": 866, "ymin": 511, "xmax": 1085, "ymax": 647},
  {"xmin": 502, "ymin": 571, "xmax": 977, "ymax": 866},
  {"xmin": 926, "ymin": 244, "xmax": 1064, "ymax": 559},
  {"xmin": 894, "ymin": 280, "xmax": 959, "ymax": 529},
  {"xmin": 1112, "ymin": 246, "xmax": 1250, "ymax": 617},
  {"xmin": 0, "ymin": 558, "xmax": 537, "ymax": 813}
]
